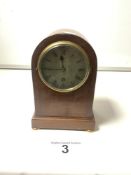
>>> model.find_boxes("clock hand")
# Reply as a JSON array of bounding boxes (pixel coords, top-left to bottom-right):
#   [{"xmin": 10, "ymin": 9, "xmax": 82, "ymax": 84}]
[
  {"xmin": 60, "ymin": 56, "xmax": 66, "ymax": 72},
  {"xmin": 43, "ymin": 68, "xmax": 64, "ymax": 70}
]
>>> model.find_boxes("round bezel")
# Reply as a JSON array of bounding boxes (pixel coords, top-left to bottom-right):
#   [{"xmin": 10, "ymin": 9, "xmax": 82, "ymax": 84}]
[{"xmin": 37, "ymin": 41, "xmax": 91, "ymax": 93}]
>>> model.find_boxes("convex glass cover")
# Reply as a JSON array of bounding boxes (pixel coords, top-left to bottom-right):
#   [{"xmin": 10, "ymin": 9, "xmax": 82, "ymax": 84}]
[{"xmin": 38, "ymin": 41, "xmax": 91, "ymax": 92}]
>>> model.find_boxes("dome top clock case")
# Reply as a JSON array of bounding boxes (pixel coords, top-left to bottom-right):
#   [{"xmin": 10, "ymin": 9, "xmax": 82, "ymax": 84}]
[{"xmin": 31, "ymin": 31, "xmax": 97, "ymax": 131}]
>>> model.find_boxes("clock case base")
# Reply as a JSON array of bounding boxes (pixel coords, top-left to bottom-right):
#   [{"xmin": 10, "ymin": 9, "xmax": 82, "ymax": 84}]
[{"xmin": 32, "ymin": 115, "xmax": 95, "ymax": 131}]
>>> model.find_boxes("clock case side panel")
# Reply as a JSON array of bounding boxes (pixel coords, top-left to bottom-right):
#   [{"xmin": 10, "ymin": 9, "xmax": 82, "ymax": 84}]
[{"xmin": 31, "ymin": 34, "xmax": 97, "ymax": 130}]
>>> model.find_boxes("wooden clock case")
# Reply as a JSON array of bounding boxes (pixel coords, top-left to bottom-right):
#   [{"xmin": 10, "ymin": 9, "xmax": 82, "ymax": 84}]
[{"xmin": 31, "ymin": 33, "xmax": 97, "ymax": 131}]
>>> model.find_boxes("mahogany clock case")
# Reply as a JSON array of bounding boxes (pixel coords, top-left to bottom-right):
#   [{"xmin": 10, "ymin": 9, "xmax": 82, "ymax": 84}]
[{"xmin": 31, "ymin": 33, "xmax": 97, "ymax": 131}]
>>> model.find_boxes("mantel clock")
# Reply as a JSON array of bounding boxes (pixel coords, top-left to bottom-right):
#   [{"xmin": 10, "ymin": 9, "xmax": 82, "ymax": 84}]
[{"xmin": 31, "ymin": 30, "xmax": 97, "ymax": 131}]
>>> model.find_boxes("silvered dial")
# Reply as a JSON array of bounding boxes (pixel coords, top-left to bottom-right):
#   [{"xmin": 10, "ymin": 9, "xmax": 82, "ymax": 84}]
[{"xmin": 38, "ymin": 41, "xmax": 90, "ymax": 92}]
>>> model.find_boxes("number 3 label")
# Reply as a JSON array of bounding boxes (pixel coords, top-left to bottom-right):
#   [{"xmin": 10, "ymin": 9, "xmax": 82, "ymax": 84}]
[{"xmin": 62, "ymin": 145, "xmax": 69, "ymax": 153}]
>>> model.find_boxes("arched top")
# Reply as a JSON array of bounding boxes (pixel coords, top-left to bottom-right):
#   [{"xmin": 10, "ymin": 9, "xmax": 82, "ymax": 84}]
[{"xmin": 32, "ymin": 33, "xmax": 97, "ymax": 74}]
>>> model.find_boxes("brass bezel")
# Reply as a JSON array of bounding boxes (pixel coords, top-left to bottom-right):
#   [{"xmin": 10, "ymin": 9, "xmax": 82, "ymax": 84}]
[{"xmin": 37, "ymin": 41, "xmax": 91, "ymax": 93}]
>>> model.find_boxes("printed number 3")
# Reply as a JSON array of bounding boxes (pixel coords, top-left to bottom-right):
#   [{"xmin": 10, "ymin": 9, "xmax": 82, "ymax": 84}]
[{"xmin": 62, "ymin": 145, "xmax": 69, "ymax": 153}]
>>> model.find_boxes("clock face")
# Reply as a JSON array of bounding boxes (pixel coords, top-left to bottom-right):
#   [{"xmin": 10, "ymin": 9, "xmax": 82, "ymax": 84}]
[{"xmin": 37, "ymin": 41, "xmax": 90, "ymax": 92}]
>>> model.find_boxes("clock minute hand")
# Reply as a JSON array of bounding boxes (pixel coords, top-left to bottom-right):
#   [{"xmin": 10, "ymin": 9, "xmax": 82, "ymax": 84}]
[{"xmin": 60, "ymin": 56, "xmax": 66, "ymax": 71}]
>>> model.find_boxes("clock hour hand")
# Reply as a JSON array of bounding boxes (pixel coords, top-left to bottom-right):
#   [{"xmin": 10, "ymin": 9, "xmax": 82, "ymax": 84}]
[{"xmin": 43, "ymin": 68, "xmax": 64, "ymax": 70}]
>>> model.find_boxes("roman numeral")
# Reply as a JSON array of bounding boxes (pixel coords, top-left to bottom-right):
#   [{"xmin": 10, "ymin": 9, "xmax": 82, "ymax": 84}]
[
  {"xmin": 70, "ymin": 81, "xmax": 75, "ymax": 86},
  {"xmin": 52, "ymin": 51, "xmax": 57, "ymax": 57},
  {"xmin": 76, "ymin": 59, "xmax": 82, "ymax": 63},
  {"xmin": 60, "ymin": 83, "xmax": 65, "ymax": 88},
  {"xmin": 75, "ymin": 75, "xmax": 82, "ymax": 80},
  {"xmin": 78, "ymin": 68, "xmax": 85, "ymax": 72},
  {"xmin": 61, "ymin": 47, "xmax": 66, "ymax": 55},
  {"xmin": 45, "ymin": 74, "xmax": 51, "ymax": 80},
  {"xmin": 46, "ymin": 58, "xmax": 51, "ymax": 62},
  {"xmin": 61, "ymin": 77, "xmax": 66, "ymax": 82},
  {"xmin": 52, "ymin": 80, "xmax": 58, "ymax": 87}
]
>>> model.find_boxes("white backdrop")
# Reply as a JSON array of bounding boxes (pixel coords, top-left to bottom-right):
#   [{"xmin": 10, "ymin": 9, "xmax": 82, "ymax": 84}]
[{"xmin": 0, "ymin": 0, "xmax": 131, "ymax": 69}]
